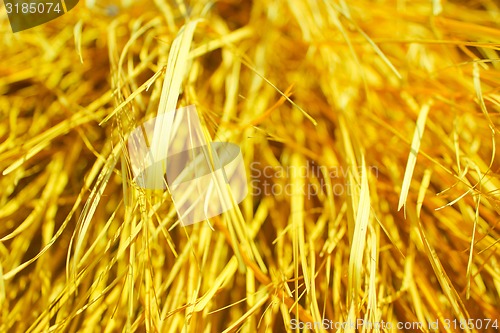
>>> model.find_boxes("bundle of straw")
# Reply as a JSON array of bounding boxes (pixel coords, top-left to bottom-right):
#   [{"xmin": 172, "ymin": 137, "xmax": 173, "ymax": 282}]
[{"xmin": 0, "ymin": 0, "xmax": 499, "ymax": 332}]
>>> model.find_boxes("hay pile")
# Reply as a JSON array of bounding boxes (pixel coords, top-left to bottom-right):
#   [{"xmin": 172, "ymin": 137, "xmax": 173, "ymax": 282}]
[{"xmin": 0, "ymin": 0, "xmax": 499, "ymax": 332}]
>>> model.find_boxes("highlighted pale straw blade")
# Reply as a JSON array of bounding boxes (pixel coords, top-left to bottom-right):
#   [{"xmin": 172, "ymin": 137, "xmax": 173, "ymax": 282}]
[
  {"xmin": 398, "ymin": 102, "xmax": 431, "ymax": 214},
  {"xmin": 127, "ymin": 105, "xmax": 247, "ymax": 226}
]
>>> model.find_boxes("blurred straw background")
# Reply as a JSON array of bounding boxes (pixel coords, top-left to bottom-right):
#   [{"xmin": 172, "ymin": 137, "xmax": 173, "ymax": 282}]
[{"xmin": 0, "ymin": 0, "xmax": 499, "ymax": 332}]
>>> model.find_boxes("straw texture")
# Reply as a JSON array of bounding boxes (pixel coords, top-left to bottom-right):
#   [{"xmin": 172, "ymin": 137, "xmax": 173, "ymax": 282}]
[{"xmin": 0, "ymin": 0, "xmax": 499, "ymax": 332}]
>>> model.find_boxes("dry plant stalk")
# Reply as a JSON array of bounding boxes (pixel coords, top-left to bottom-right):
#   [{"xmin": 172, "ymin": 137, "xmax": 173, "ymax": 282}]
[{"xmin": 0, "ymin": 0, "xmax": 499, "ymax": 332}]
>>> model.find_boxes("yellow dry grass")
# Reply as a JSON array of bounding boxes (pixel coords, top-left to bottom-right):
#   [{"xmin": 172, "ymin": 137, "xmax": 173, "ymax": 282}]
[{"xmin": 0, "ymin": 0, "xmax": 499, "ymax": 332}]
